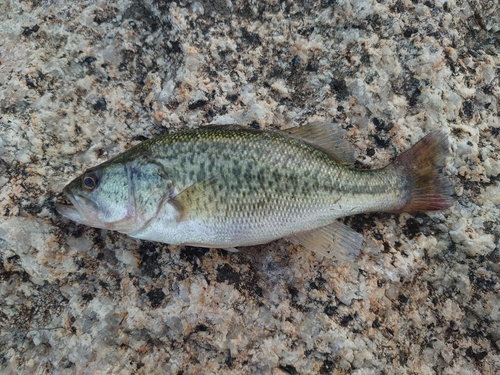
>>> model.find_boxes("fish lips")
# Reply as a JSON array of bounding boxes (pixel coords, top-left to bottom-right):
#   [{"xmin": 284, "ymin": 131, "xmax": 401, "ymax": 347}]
[{"xmin": 56, "ymin": 187, "xmax": 103, "ymax": 228}]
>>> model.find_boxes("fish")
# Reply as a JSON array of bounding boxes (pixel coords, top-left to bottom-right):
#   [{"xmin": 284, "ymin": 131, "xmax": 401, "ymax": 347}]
[{"xmin": 56, "ymin": 122, "xmax": 452, "ymax": 261}]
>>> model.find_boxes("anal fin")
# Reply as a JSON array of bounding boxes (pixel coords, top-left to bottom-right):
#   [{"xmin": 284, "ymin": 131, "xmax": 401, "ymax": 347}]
[
  {"xmin": 223, "ymin": 247, "xmax": 240, "ymax": 253},
  {"xmin": 287, "ymin": 221, "xmax": 364, "ymax": 262}
]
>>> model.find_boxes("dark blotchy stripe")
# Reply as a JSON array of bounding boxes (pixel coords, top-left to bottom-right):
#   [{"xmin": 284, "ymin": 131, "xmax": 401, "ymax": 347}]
[{"xmin": 118, "ymin": 126, "xmax": 404, "ymax": 223}]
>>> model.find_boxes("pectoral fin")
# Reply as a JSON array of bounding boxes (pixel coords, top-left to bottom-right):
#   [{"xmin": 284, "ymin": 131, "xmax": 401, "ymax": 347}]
[
  {"xmin": 169, "ymin": 177, "xmax": 220, "ymax": 221},
  {"xmin": 288, "ymin": 221, "xmax": 364, "ymax": 262}
]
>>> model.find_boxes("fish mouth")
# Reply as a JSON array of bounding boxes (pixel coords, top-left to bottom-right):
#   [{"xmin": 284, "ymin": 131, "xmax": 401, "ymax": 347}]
[
  {"xmin": 56, "ymin": 189, "xmax": 102, "ymax": 228},
  {"xmin": 56, "ymin": 202, "xmax": 89, "ymax": 225}
]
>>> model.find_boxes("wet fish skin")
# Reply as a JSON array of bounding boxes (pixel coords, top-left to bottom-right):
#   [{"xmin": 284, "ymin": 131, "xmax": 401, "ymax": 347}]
[{"xmin": 57, "ymin": 123, "xmax": 452, "ymax": 259}]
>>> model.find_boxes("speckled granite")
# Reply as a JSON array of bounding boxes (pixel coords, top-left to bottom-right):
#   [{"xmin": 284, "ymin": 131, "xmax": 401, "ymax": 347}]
[{"xmin": 1, "ymin": 0, "xmax": 499, "ymax": 374}]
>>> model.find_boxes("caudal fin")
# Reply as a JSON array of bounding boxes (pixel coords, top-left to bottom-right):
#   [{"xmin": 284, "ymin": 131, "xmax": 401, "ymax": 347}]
[{"xmin": 393, "ymin": 131, "xmax": 453, "ymax": 212}]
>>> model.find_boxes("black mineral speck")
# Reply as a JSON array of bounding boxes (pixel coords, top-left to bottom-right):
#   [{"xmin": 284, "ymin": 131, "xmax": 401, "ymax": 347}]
[
  {"xmin": 93, "ymin": 98, "xmax": 107, "ymax": 111},
  {"xmin": 288, "ymin": 285, "xmax": 299, "ymax": 298},
  {"xmin": 247, "ymin": 281, "xmax": 263, "ymax": 298},
  {"xmin": 372, "ymin": 118, "xmax": 394, "ymax": 132},
  {"xmin": 406, "ymin": 79, "xmax": 422, "ymax": 106},
  {"xmin": 398, "ymin": 294, "xmax": 409, "ymax": 304},
  {"xmin": 166, "ymin": 40, "xmax": 182, "ymax": 54},
  {"xmin": 82, "ymin": 293, "xmax": 93, "ymax": 302},
  {"xmin": 340, "ymin": 314, "xmax": 353, "ymax": 326},
  {"xmin": 462, "ymin": 100, "xmax": 474, "ymax": 119},
  {"xmin": 74, "ymin": 258, "xmax": 85, "ymax": 268},
  {"xmin": 404, "ymin": 28, "xmax": 417, "ymax": 38},
  {"xmin": 83, "ymin": 56, "xmax": 97, "ymax": 65},
  {"xmin": 344, "ymin": 213, "xmax": 378, "ymax": 232},
  {"xmin": 399, "ymin": 350, "xmax": 408, "ymax": 366},
  {"xmin": 139, "ymin": 242, "xmax": 163, "ymax": 278},
  {"xmin": 225, "ymin": 350, "xmax": 235, "ymax": 368},
  {"xmin": 404, "ymin": 217, "xmax": 421, "ymax": 239},
  {"xmin": 279, "ymin": 364, "xmax": 299, "ymax": 375},
  {"xmin": 22, "ymin": 202, "xmax": 42, "ymax": 214},
  {"xmin": 25, "ymin": 75, "xmax": 37, "ymax": 88},
  {"xmin": 366, "ymin": 147, "xmax": 375, "ymax": 157},
  {"xmin": 324, "ymin": 305, "xmax": 338, "ymax": 316},
  {"xmin": 22, "ymin": 25, "xmax": 40, "ymax": 37},
  {"xmin": 483, "ymin": 85, "xmax": 494, "ymax": 95},
  {"xmin": 188, "ymin": 99, "xmax": 208, "ymax": 110},
  {"xmin": 194, "ymin": 324, "xmax": 208, "ymax": 332},
  {"xmin": 320, "ymin": 359, "xmax": 335, "ymax": 374},
  {"xmin": 409, "ymin": 87, "xmax": 421, "ymax": 106},
  {"xmin": 180, "ymin": 246, "xmax": 209, "ymax": 263},
  {"xmin": 180, "ymin": 246, "xmax": 209, "ymax": 272},
  {"xmin": 468, "ymin": 272, "xmax": 497, "ymax": 291},
  {"xmin": 330, "ymin": 76, "xmax": 349, "ymax": 100},
  {"xmin": 122, "ymin": 2, "xmax": 160, "ymax": 31},
  {"xmin": 216, "ymin": 263, "xmax": 240, "ymax": 287},
  {"xmin": 291, "ymin": 55, "xmax": 302, "ymax": 70},
  {"xmin": 373, "ymin": 134, "xmax": 391, "ymax": 148},
  {"xmin": 240, "ymin": 27, "xmax": 261, "ymax": 45},
  {"xmin": 147, "ymin": 288, "xmax": 165, "ymax": 308},
  {"xmin": 132, "ymin": 135, "xmax": 149, "ymax": 142},
  {"xmin": 249, "ymin": 120, "xmax": 260, "ymax": 129},
  {"xmin": 465, "ymin": 346, "xmax": 488, "ymax": 361},
  {"xmin": 309, "ymin": 281, "xmax": 319, "ymax": 290},
  {"xmin": 305, "ymin": 61, "xmax": 318, "ymax": 72},
  {"xmin": 21, "ymin": 271, "xmax": 30, "ymax": 282}
]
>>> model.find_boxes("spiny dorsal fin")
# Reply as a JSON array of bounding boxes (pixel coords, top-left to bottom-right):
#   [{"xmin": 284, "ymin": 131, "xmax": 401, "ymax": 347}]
[
  {"xmin": 287, "ymin": 221, "xmax": 364, "ymax": 262},
  {"xmin": 284, "ymin": 122, "xmax": 357, "ymax": 165}
]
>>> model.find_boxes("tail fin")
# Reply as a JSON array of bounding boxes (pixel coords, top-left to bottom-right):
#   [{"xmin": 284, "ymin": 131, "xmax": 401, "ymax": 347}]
[{"xmin": 393, "ymin": 131, "xmax": 453, "ymax": 212}]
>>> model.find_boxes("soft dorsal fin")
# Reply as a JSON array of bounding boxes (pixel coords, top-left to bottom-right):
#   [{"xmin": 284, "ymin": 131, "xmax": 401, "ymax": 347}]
[
  {"xmin": 284, "ymin": 122, "xmax": 357, "ymax": 165},
  {"xmin": 287, "ymin": 221, "xmax": 364, "ymax": 263}
]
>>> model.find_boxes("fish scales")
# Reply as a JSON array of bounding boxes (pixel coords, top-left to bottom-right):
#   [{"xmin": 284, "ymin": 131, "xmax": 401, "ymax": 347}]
[
  {"xmin": 138, "ymin": 128, "xmax": 399, "ymax": 225},
  {"xmin": 57, "ymin": 123, "xmax": 452, "ymax": 259}
]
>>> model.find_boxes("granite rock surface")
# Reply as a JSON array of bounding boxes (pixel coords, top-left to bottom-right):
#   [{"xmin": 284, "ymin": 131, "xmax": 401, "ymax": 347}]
[{"xmin": 1, "ymin": 0, "xmax": 499, "ymax": 374}]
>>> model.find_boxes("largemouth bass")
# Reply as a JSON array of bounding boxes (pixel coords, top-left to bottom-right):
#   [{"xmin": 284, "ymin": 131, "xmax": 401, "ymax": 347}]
[{"xmin": 57, "ymin": 123, "xmax": 452, "ymax": 260}]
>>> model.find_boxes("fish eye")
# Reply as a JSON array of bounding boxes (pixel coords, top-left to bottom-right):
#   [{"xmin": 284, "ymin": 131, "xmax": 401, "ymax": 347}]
[{"xmin": 82, "ymin": 172, "xmax": 99, "ymax": 191}]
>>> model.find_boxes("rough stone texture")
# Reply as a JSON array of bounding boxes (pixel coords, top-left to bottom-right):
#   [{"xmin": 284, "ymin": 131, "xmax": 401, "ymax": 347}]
[{"xmin": 1, "ymin": 0, "xmax": 499, "ymax": 374}]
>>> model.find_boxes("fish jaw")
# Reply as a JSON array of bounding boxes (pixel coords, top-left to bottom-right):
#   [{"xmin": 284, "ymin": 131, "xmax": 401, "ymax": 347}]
[
  {"xmin": 56, "ymin": 190, "xmax": 108, "ymax": 229},
  {"xmin": 57, "ymin": 183, "xmax": 147, "ymax": 233},
  {"xmin": 56, "ymin": 202, "xmax": 98, "ymax": 228}
]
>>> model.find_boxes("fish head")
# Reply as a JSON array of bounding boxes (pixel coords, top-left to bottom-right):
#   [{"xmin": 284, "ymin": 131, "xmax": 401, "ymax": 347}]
[{"xmin": 57, "ymin": 162, "xmax": 138, "ymax": 232}]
